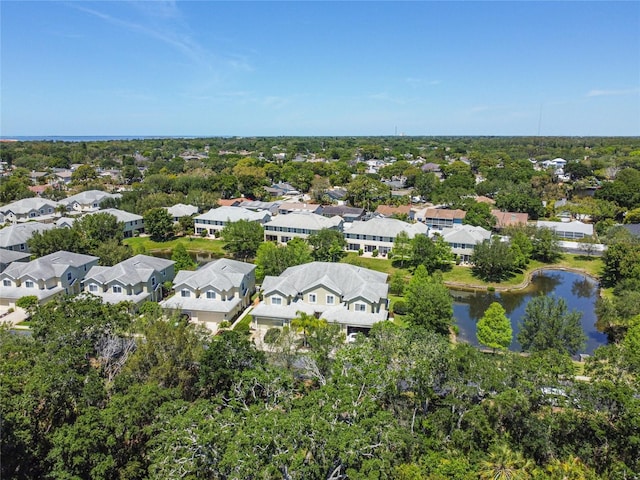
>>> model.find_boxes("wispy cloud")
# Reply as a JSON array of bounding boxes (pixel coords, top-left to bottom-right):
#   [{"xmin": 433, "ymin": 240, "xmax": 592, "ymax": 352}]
[
  {"xmin": 586, "ymin": 88, "xmax": 640, "ymax": 97},
  {"xmin": 69, "ymin": 2, "xmax": 250, "ymax": 74}
]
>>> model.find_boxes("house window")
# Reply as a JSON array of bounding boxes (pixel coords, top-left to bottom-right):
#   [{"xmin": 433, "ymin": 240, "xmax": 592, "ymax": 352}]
[
  {"xmin": 355, "ymin": 303, "xmax": 366, "ymax": 312},
  {"xmin": 3, "ymin": 280, "xmax": 11, "ymax": 287},
  {"xmin": 25, "ymin": 280, "xmax": 35, "ymax": 288},
  {"xmin": 67, "ymin": 272, "xmax": 72, "ymax": 281},
  {"xmin": 151, "ymin": 277, "xmax": 156, "ymax": 286},
  {"xmin": 181, "ymin": 290, "xmax": 190, "ymax": 298},
  {"xmin": 89, "ymin": 284, "xmax": 98, "ymax": 292},
  {"xmin": 206, "ymin": 291, "xmax": 216, "ymax": 299},
  {"xmin": 271, "ymin": 296, "xmax": 282, "ymax": 305},
  {"xmin": 20, "ymin": 244, "xmax": 26, "ymax": 251},
  {"xmin": 113, "ymin": 285, "xmax": 122, "ymax": 293},
  {"xmin": 308, "ymin": 293, "xmax": 317, "ymax": 303},
  {"xmin": 326, "ymin": 294, "xmax": 335, "ymax": 305}
]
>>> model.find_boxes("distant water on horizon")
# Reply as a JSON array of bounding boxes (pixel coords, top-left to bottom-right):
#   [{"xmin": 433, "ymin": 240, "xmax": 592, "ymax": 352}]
[{"xmin": 1, "ymin": 135, "xmax": 200, "ymax": 142}]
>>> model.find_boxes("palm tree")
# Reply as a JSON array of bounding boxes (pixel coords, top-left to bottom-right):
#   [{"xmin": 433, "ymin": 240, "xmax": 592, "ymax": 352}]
[
  {"xmin": 546, "ymin": 455, "xmax": 595, "ymax": 480},
  {"xmin": 290, "ymin": 311, "xmax": 321, "ymax": 348},
  {"xmin": 478, "ymin": 444, "xmax": 533, "ymax": 480}
]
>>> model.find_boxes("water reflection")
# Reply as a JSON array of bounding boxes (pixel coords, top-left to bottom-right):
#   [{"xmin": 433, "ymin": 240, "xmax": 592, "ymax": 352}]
[{"xmin": 452, "ymin": 270, "xmax": 607, "ymax": 355}]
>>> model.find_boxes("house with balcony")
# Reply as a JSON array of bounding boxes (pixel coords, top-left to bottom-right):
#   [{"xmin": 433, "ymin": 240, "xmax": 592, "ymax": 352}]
[
  {"xmin": 263, "ymin": 212, "xmax": 343, "ymax": 244},
  {"xmin": 344, "ymin": 217, "xmax": 428, "ymax": 255},
  {"xmin": 252, "ymin": 262, "xmax": 389, "ymax": 335},
  {"xmin": 0, "ymin": 251, "xmax": 99, "ymax": 307},
  {"xmin": 0, "ymin": 198, "xmax": 61, "ymax": 224},
  {"xmin": 160, "ymin": 258, "xmax": 256, "ymax": 332},
  {"xmin": 194, "ymin": 206, "xmax": 271, "ymax": 237},
  {"xmin": 491, "ymin": 210, "xmax": 529, "ymax": 230},
  {"xmin": 59, "ymin": 190, "xmax": 121, "ymax": 212},
  {"xmin": 414, "ymin": 207, "xmax": 466, "ymax": 230},
  {"xmin": 0, "ymin": 222, "xmax": 54, "ymax": 252},
  {"xmin": 83, "ymin": 255, "xmax": 175, "ymax": 306}
]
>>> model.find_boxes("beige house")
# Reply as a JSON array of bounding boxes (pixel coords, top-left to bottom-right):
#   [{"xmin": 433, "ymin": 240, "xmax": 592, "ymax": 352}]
[
  {"xmin": 83, "ymin": 255, "xmax": 175, "ymax": 306},
  {"xmin": 252, "ymin": 262, "xmax": 389, "ymax": 335},
  {"xmin": 160, "ymin": 258, "xmax": 256, "ymax": 332},
  {"xmin": 0, "ymin": 251, "xmax": 99, "ymax": 307},
  {"xmin": 194, "ymin": 206, "xmax": 271, "ymax": 237},
  {"xmin": 59, "ymin": 190, "xmax": 121, "ymax": 212}
]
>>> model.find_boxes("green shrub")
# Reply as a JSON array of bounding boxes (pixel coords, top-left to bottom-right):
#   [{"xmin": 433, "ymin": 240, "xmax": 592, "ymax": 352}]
[
  {"xmin": 264, "ymin": 327, "xmax": 281, "ymax": 344},
  {"xmin": 372, "ymin": 249, "xmax": 379, "ymax": 257},
  {"xmin": 393, "ymin": 300, "xmax": 408, "ymax": 315}
]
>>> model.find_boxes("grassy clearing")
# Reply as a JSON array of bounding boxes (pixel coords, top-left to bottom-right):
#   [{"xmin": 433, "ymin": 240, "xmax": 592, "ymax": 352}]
[
  {"xmin": 340, "ymin": 253, "xmax": 407, "ymax": 276},
  {"xmin": 233, "ymin": 314, "xmax": 252, "ymax": 332},
  {"xmin": 124, "ymin": 236, "xmax": 227, "ymax": 255}
]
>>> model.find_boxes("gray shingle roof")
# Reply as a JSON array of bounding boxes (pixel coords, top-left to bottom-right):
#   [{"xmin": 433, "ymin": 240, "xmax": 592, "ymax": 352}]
[
  {"xmin": 172, "ymin": 258, "xmax": 255, "ymax": 291},
  {"xmin": 195, "ymin": 206, "xmax": 270, "ymax": 223},
  {"xmin": 0, "ymin": 222, "xmax": 54, "ymax": 248},
  {"xmin": 166, "ymin": 203, "xmax": 199, "ymax": 217},
  {"xmin": 85, "ymin": 254, "xmax": 174, "ymax": 285},
  {"xmin": 261, "ymin": 262, "xmax": 388, "ymax": 302},
  {"xmin": 345, "ymin": 217, "xmax": 428, "ymax": 238},
  {"xmin": 264, "ymin": 212, "xmax": 343, "ymax": 230},
  {"xmin": 3, "ymin": 251, "xmax": 98, "ymax": 280},
  {"xmin": 0, "ymin": 198, "xmax": 61, "ymax": 215},
  {"xmin": 59, "ymin": 190, "xmax": 121, "ymax": 206}
]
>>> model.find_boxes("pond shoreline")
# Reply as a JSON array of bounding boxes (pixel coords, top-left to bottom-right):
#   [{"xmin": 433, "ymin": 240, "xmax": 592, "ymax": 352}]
[{"xmin": 444, "ymin": 266, "xmax": 600, "ymax": 293}]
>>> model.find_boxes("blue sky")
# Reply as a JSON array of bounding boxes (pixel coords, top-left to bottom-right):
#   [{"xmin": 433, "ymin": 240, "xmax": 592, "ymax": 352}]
[{"xmin": 2, "ymin": 1, "xmax": 639, "ymax": 136}]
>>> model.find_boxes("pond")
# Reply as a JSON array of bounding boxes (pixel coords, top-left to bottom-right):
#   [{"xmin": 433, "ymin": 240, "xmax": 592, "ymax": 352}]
[{"xmin": 451, "ymin": 269, "xmax": 607, "ymax": 355}]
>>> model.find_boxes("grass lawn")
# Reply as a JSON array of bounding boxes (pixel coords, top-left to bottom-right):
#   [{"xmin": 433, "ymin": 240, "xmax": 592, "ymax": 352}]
[
  {"xmin": 340, "ymin": 253, "xmax": 408, "ymax": 276},
  {"xmin": 124, "ymin": 236, "xmax": 227, "ymax": 256},
  {"xmin": 442, "ymin": 254, "xmax": 603, "ymax": 290},
  {"xmin": 233, "ymin": 314, "xmax": 252, "ymax": 332}
]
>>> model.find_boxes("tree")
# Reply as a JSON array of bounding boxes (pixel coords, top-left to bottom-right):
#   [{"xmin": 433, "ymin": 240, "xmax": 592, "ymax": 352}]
[
  {"xmin": 517, "ymin": 295, "xmax": 586, "ymax": 355},
  {"xmin": 291, "ymin": 311, "xmax": 323, "ymax": 348},
  {"xmin": 74, "ymin": 212, "xmax": 124, "ymax": 250},
  {"xmin": 71, "ymin": 164, "xmax": 98, "ymax": 183},
  {"xmin": 307, "ymin": 228, "xmax": 346, "ymax": 262},
  {"xmin": 144, "ymin": 208, "xmax": 174, "ymax": 241},
  {"xmin": 28, "ymin": 227, "xmax": 85, "ymax": 257},
  {"xmin": 346, "ymin": 176, "xmax": 390, "ymax": 210},
  {"xmin": 462, "ymin": 201, "xmax": 496, "ymax": 230},
  {"xmin": 471, "ymin": 238, "xmax": 517, "ymax": 282},
  {"xmin": 410, "ymin": 234, "xmax": 454, "ymax": 273},
  {"xmin": 171, "ymin": 243, "xmax": 197, "ymax": 271},
  {"xmin": 255, "ymin": 238, "xmax": 311, "ymax": 280},
  {"xmin": 220, "ymin": 219, "xmax": 264, "ymax": 261},
  {"xmin": 477, "ymin": 302, "xmax": 512, "ymax": 352},
  {"xmin": 532, "ymin": 227, "xmax": 562, "ymax": 263},
  {"xmin": 90, "ymin": 238, "xmax": 133, "ymax": 266},
  {"xmin": 392, "ymin": 231, "xmax": 412, "ymax": 267},
  {"xmin": 404, "ymin": 265, "xmax": 453, "ymax": 335},
  {"xmin": 478, "ymin": 444, "xmax": 534, "ymax": 480}
]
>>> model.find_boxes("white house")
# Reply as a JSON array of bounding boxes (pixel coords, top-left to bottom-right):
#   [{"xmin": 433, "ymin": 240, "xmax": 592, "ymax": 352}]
[
  {"xmin": 194, "ymin": 206, "xmax": 271, "ymax": 237},
  {"xmin": 536, "ymin": 220, "xmax": 593, "ymax": 239},
  {"xmin": 160, "ymin": 258, "xmax": 256, "ymax": 332},
  {"xmin": 58, "ymin": 190, "xmax": 121, "ymax": 212},
  {"xmin": 83, "ymin": 255, "xmax": 175, "ymax": 306},
  {"xmin": 0, "ymin": 198, "xmax": 61, "ymax": 224},
  {"xmin": 252, "ymin": 262, "xmax": 389, "ymax": 335},
  {"xmin": 437, "ymin": 224, "xmax": 492, "ymax": 262},
  {"xmin": 0, "ymin": 222, "xmax": 54, "ymax": 252},
  {"xmin": 0, "ymin": 251, "xmax": 99, "ymax": 307},
  {"xmin": 165, "ymin": 203, "xmax": 199, "ymax": 223},
  {"xmin": 263, "ymin": 212, "xmax": 343, "ymax": 244},
  {"xmin": 344, "ymin": 217, "xmax": 428, "ymax": 255}
]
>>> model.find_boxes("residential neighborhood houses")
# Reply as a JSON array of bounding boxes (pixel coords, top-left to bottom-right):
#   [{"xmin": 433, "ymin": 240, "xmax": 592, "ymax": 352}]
[{"xmin": 0, "ymin": 138, "xmax": 626, "ymax": 347}]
